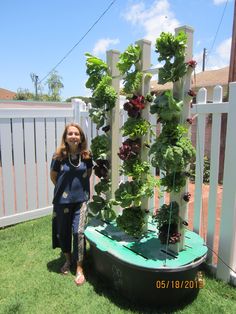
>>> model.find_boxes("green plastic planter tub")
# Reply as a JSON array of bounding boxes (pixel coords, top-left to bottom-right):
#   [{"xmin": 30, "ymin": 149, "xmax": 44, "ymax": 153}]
[{"xmin": 85, "ymin": 218, "xmax": 207, "ymax": 307}]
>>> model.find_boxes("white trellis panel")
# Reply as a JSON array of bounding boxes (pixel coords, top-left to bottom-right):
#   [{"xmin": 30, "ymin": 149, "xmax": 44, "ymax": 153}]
[
  {"xmin": 35, "ymin": 118, "xmax": 47, "ymax": 208},
  {"xmin": 136, "ymin": 39, "xmax": 152, "ymax": 219},
  {"xmin": 193, "ymin": 88, "xmax": 207, "ymax": 234},
  {"xmin": 158, "ymin": 124, "xmax": 166, "ymax": 208},
  {"xmin": 149, "ymin": 108, "xmax": 157, "ymax": 213},
  {"xmin": 119, "ymin": 98, "xmax": 128, "ymax": 183},
  {"xmin": 12, "ymin": 118, "xmax": 26, "ymax": 212},
  {"xmin": 86, "ymin": 102, "xmax": 96, "ymax": 198},
  {"xmin": 24, "ymin": 118, "xmax": 37, "ymax": 211},
  {"xmin": 90, "ymin": 110, "xmax": 97, "ymax": 149},
  {"xmin": 0, "ymin": 118, "xmax": 15, "ymax": 214},
  {"xmin": 107, "ymin": 50, "xmax": 121, "ymax": 202},
  {"xmin": 158, "ymin": 171, "xmax": 166, "ymax": 208}
]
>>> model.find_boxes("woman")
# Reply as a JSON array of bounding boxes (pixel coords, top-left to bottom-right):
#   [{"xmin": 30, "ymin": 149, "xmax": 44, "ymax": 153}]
[{"xmin": 50, "ymin": 122, "xmax": 93, "ymax": 286}]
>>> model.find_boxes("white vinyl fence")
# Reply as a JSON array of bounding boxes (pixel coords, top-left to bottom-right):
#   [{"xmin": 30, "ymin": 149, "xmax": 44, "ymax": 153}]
[
  {"xmin": 0, "ymin": 99, "xmax": 90, "ymax": 226},
  {"xmin": 0, "ymin": 84, "xmax": 236, "ymax": 284},
  {"xmin": 191, "ymin": 82, "xmax": 236, "ymax": 283},
  {"xmin": 0, "ymin": 97, "xmax": 127, "ymax": 227}
]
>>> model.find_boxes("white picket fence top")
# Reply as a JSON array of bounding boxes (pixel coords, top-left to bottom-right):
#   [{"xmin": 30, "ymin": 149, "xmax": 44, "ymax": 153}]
[
  {"xmin": 190, "ymin": 83, "xmax": 236, "ymax": 284},
  {"xmin": 0, "ymin": 84, "xmax": 236, "ymax": 285}
]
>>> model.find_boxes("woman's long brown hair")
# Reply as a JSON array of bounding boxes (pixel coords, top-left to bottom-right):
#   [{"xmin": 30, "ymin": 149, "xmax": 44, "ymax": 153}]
[{"xmin": 53, "ymin": 123, "xmax": 91, "ymax": 160}]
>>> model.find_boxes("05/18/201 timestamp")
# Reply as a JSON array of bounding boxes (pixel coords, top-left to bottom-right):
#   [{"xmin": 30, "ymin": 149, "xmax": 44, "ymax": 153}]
[{"xmin": 156, "ymin": 280, "xmax": 203, "ymax": 289}]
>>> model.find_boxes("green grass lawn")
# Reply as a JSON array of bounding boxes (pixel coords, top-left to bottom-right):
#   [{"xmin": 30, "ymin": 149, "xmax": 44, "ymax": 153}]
[{"xmin": 0, "ymin": 215, "xmax": 236, "ymax": 314}]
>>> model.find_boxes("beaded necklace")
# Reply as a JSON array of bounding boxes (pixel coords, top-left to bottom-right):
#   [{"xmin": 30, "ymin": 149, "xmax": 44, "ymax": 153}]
[{"xmin": 68, "ymin": 154, "xmax": 81, "ymax": 168}]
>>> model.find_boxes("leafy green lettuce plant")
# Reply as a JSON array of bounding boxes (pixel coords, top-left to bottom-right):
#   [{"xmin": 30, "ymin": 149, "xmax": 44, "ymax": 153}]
[
  {"xmin": 116, "ymin": 206, "xmax": 145, "ymax": 238},
  {"xmin": 114, "ymin": 42, "xmax": 159, "ymax": 237},
  {"xmin": 90, "ymin": 134, "xmax": 110, "ymax": 161},
  {"xmin": 115, "ymin": 176, "xmax": 159, "ymax": 208},
  {"xmin": 155, "ymin": 31, "xmax": 187, "ymax": 84},
  {"xmin": 85, "ymin": 54, "xmax": 118, "ymax": 129},
  {"xmin": 150, "ymin": 90, "xmax": 183, "ymax": 123},
  {"xmin": 150, "ymin": 30, "xmax": 196, "ymax": 245},
  {"xmin": 85, "ymin": 52, "xmax": 118, "ymax": 220},
  {"xmin": 85, "ymin": 53, "xmax": 108, "ymax": 91},
  {"xmin": 149, "ymin": 124, "xmax": 195, "ymax": 173},
  {"xmin": 120, "ymin": 159, "xmax": 150, "ymax": 180},
  {"xmin": 121, "ymin": 117, "xmax": 151, "ymax": 139},
  {"xmin": 153, "ymin": 202, "xmax": 181, "ymax": 244},
  {"xmin": 93, "ymin": 76, "xmax": 117, "ymax": 110},
  {"xmin": 117, "ymin": 44, "xmax": 143, "ymax": 95}
]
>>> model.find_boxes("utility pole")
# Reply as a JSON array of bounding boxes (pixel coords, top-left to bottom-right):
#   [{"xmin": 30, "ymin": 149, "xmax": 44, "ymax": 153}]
[
  {"xmin": 202, "ymin": 48, "xmax": 207, "ymax": 72},
  {"xmin": 30, "ymin": 72, "xmax": 39, "ymax": 99},
  {"xmin": 35, "ymin": 75, "xmax": 39, "ymax": 99},
  {"xmin": 229, "ymin": 0, "xmax": 236, "ymax": 82}
]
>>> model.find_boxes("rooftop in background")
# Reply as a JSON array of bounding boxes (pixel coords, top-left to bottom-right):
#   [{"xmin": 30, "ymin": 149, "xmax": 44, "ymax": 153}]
[
  {"xmin": 0, "ymin": 100, "xmax": 72, "ymax": 109},
  {"xmin": 0, "ymin": 88, "xmax": 16, "ymax": 100},
  {"xmin": 0, "ymin": 87, "xmax": 72, "ymax": 108},
  {"xmin": 150, "ymin": 66, "xmax": 229, "ymax": 92}
]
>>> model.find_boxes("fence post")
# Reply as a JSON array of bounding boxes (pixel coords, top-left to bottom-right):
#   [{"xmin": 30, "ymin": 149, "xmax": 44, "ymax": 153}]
[
  {"xmin": 106, "ymin": 50, "xmax": 121, "ymax": 204},
  {"xmin": 170, "ymin": 25, "xmax": 194, "ymax": 253},
  {"xmin": 207, "ymin": 85, "xmax": 222, "ymax": 264},
  {"xmin": 72, "ymin": 98, "xmax": 82, "ymax": 124},
  {"xmin": 194, "ymin": 88, "xmax": 207, "ymax": 235},
  {"xmin": 136, "ymin": 39, "xmax": 152, "ymax": 225},
  {"xmin": 216, "ymin": 82, "xmax": 236, "ymax": 282}
]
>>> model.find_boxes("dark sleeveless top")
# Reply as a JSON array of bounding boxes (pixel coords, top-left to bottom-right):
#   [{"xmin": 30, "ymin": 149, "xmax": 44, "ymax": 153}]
[{"xmin": 50, "ymin": 155, "xmax": 93, "ymax": 204}]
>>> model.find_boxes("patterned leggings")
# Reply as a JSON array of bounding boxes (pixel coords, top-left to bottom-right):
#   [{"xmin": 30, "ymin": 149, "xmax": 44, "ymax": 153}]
[{"xmin": 52, "ymin": 202, "xmax": 88, "ymax": 263}]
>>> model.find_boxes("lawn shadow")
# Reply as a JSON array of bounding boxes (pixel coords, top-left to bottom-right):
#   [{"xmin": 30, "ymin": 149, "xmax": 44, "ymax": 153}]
[
  {"xmin": 47, "ymin": 252, "xmax": 65, "ymax": 274},
  {"xmin": 84, "ymin": 249, "xmax": 200, "ymax": 314}
]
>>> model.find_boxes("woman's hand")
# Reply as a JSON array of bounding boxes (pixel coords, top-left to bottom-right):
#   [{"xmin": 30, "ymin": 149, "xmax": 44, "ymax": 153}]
[{"xmin": 50, "ymin": 170, "xmax": 58, "ymax": 185}]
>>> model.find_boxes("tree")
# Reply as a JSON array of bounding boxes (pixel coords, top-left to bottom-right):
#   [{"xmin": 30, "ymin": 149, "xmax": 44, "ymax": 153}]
[
  {"xmin": 46, "ymin": 70, "xmax": 64, "ymax": 101},
  {"xmin": 14, "ymin": 88, "xmax": 35, "ymax": 100}
]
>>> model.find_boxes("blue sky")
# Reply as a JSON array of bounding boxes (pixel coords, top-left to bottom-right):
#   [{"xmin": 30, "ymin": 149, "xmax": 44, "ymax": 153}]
[{"xmin": 0, "ymin": 0, "xmax": 234, "ymax": 100}]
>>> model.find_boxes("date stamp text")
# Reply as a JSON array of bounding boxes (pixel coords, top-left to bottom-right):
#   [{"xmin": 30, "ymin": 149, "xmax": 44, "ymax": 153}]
[{"xmin": 156, "ymin": 280, "xmax": 204, "ymax": 289}]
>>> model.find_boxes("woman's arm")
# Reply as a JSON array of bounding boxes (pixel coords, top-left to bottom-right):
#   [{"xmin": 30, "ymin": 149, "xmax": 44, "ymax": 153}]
[{"xmin": 50, "ymin": 170, "xmax": 58, "ymax": 185}]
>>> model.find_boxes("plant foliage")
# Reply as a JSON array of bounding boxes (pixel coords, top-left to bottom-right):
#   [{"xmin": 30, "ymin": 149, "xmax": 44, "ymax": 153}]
[
  {"xmin": 155, "ymin": 31, "xmax": 187, "ymax": 84},
  {"xmin": 121, "ymin": 117, "xmax": 150, "ymax": 139},
  {"xmin": 93, "ymin": 75, "xmax": 117, "ymax": 110},
  {"xmin": 115, "ymin": 177, "xmax": 159, "ymax": 208},
  {"xmin": 85, "ymin": 53, "xmax": 108, "ymax": 91},
  {"xmin": 117, "ymin": 44, "xmax": 143, "ymax": 95},
  {"xmin": 150, "ymin": 90, "xmax": 183, "ymax": 123},
  {"xmin": 153, "ymin": 202, "xmax": 181, "ymax": 244},
  {"xmin": 149, "ymin": 124, "xmax": 195, "ymax": 173},
  {"xmin": 85, "ymin": 52, "xmax": 118, "ymax": 221},
  {"xmin": 149, "ymin": 30, "xmax": 197, "ymax": 244},
  {"xmin": 117, "ymin": 44, "xmax": 141, "ymax": 74},
  {"xmin": 120, "ymin": 159, "xmax": 150, "ymax": 179},
  {"xmin": 153, "ymin": 201, "xmax": 180, "ymax": 226},
  {"xmin": 116, "ymin": 206, "xmax": 145, "ymax": 238},
  {"xmin": 90, "ymin": 134, "xmax": 110, "ymax": 161},
  {"xmin": 114, "ymin": 41, "xmax": 159, "ymax": 237}
]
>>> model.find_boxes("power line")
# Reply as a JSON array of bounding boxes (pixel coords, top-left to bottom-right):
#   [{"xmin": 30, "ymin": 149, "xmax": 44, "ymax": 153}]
[
  {"xmin": 207, "ymin": 0, "xmax": 229, "ymax": 57},
  {"xmin": 39, "ymin": 0, "xmax": 117, "ymax": 84}
]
